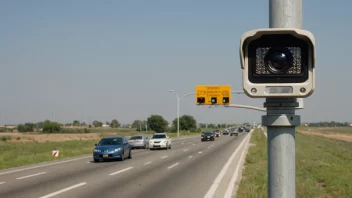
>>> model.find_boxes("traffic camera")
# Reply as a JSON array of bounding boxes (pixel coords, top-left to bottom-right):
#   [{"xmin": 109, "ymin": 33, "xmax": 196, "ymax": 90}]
[{"xmin": 239, "ymin": 28, "xmax": 315, "ymax": 98}]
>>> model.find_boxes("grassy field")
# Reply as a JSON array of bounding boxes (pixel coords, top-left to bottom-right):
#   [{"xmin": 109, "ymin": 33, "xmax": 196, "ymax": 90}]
[
  {"xmin": 236, "ymin": 129, "xmax": 352, "ymax": 198},
  {"xmin": 0, "ymin": 129, "xmax": 202, "ymax": 170},
  {"xmin": 297, "ymin": 127, "xmax": 352, "ymax": 142},
  {"xmin": 0, "ymin": 140, "xmax": 97, "ymax": 170},
  {"xmin": 297, "ymin": 126, "xmax": 352, "ymax": 134}
]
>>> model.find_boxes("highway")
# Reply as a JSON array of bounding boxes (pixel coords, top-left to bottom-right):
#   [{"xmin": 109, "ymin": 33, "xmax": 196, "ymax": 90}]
[{"xmin": 0, "ymin": 132, "xmax": 251, "ymax": 198}]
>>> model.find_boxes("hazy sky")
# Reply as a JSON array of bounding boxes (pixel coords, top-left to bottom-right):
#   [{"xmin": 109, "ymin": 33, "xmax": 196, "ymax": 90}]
[{"xmin": 1, "ymin": 0, "xmax": 351, "ymax": 125}]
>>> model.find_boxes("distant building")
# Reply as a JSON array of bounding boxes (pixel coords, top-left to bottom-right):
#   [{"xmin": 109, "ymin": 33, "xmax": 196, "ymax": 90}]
[{"xmin": 102, "ymin": 124, "xmax": 110, "ymax": 128}]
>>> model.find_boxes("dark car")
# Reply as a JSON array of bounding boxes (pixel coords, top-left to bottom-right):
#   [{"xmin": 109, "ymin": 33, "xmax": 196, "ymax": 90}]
[
  {"xmin": 244, "ymin": 126, "xmax": 251, "ymax": 132},
  {"xmin": 201, "ymin": 132, "xmax": 215, "ymax": 141},
  {"xmin": 223, "ymin": 130, "xmax": 229, "ymax": 135},
  {"xmin": 93, "ymin": 136, "xmax": 132, "ymax": 162},
  {"xmin": 213, "ymin": 130, "xmax": 221, "ymax": 137}
]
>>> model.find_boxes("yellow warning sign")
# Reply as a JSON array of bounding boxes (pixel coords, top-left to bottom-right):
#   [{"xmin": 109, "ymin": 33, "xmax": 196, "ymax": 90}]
[{"xmin": 195, "ymin": 85, "xmax": 231, "ymax": 105}]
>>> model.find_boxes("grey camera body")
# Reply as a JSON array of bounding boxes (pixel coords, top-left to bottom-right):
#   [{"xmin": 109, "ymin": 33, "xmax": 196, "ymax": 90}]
[{"xmin": 239, "ymin": 28, "xmax": 316, "ymax": 98}]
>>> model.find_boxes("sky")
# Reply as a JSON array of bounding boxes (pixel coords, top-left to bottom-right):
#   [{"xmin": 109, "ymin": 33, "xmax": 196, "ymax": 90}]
[{"xmin": 1, "ymin": 0, "xmax": 351, "ymax": 125}]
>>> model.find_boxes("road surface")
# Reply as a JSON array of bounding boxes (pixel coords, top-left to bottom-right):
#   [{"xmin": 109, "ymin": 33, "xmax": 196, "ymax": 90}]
[{"xmin": 0, "ymin": 132, "xmax": 251, "ymax": 198}]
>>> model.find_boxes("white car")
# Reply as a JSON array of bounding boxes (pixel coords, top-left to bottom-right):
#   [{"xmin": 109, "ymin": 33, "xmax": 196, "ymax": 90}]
[{"xmin": 149, "ymin": 133, "xmax": 172, "ymax": 150}]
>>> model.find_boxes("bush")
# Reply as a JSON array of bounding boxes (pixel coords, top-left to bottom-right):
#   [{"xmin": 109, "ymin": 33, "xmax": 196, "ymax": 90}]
[
  {"xmin": 17, "ymin": 123, "xmax": 35, "ymax": 132},
  {"xmin": 42, "ymin": 120, "xmax": 61, "ymax": 133},
  {"xmin": 1, "ymin": 136, "xmax": 12, "ymax": 142}
]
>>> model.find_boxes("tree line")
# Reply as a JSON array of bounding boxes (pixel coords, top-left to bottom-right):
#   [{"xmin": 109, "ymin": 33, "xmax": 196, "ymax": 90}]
[{"xmin": 11, "ymin": 114, "xmax": 255, "ymax": 133}]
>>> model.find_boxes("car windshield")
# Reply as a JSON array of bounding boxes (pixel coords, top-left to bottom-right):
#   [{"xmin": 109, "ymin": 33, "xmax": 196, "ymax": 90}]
[
  {"xmin": 152, "ymin": 134, "xmax": 166, "ymax": 139},
  {"xmin": 130, "ymin": 136, "xmax": 142, "ymax": 140},
  {"xmin": 98, "ymin": 138, "xmax": 123, "ymax": 145},
  {"xmin": 203, "ymin": 132, "xmax": 213, "ymax": 135}
]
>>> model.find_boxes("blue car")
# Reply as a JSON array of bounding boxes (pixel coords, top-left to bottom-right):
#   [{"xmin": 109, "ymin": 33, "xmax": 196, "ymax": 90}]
[{"xmin": 93, "ymin": 136, "xmax": 132, "ymax": 162}]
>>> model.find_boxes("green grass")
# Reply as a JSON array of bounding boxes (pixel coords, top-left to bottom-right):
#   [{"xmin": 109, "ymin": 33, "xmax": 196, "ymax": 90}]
[
  {"xmin": 236, "ymin": 129, "xmax": 352, "ymax": 198},
  {"xmin": 0, "ymin": 140, "xmax": 97, "ymax": 170},
  {"xmin": 297, "ymin": 126, "xmax": 352, "ymax": 134}
]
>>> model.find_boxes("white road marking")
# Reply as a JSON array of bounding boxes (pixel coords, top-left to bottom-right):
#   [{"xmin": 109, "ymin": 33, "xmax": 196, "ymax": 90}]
[
  {"xmin": 39, "ymin": 182, "xmax": 87, "ymax": 198},
  {"xmin": 161, "ymin": 156, "xmax": 168, "ymax": 159},
  {"xmin": 198, "ymin": 151, "xmax": 202, "ymax": 154},
  {"xmin": 224, "ymin": 134, "xmax": 251, "ymax": 198},
  {"xmin": 188, "ymin": 156, "xmax": 193, "ymax": 159},
  {"xmin": 204, "ymin": 133, "xmax": 251, "ymax": 198},
  {"xmin": 167, "ymin": 163, "xmax": 179, "ymax": 169},
  {"xmin": 181, "ymin": 143, "xmax": 184, "ymax": 145},
  {"xmin": 0, "ymin": 156, "xmax": 91, "ymax": 176},
  {"xmin": 208, "ymin": 146, "xmax": 211, "ymax": 148},
  {"xmin": 193, "ymin": 144, "xmax": 196, "ymax": 145},
  {"xmin": 183, "ymin": 149, "xmax": 189, "ymax": 151},
  {"xmin": 109, "ymin": 167, "xmax": 133, "ymax": 176},
  {"xmin": 16, "ymin": 172, "xmax": 46, "ymax": 180},
  {"xmin": 144, "ymin": 162, "xmax": 152, "ymax": 165},
  {"xmin": 0, "ymin": 182, "xmax": 5, "ymax": 185},
  {"xmin": 86, "ymin": 161, "xmax": 91, "ymax": 163}
]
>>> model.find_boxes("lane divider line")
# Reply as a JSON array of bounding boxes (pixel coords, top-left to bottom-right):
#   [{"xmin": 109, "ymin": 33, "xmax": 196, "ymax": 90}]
[
  {"xmin": 188, "ymin": 156, "xmax": 193, "ymax": 159},
  {"xmin": 144, "ymin": 162, "xmax": 152, "ymax": 165},
  {"xmin": 167, "ymin": 163, "xmax": 179, "ymax": 169},
  {"xmin": 109, "ymin": 167, "xmax": 133, "ymax": 176},
  {"xmin": 39, "ymin": 182, "xmax": 87, "ymax": 198},
  {"xmin": 0, "ymin": 182, "xmax": 5, "ymax": 185},
  {"xmin": 161, "ymin": 156, "xmax": 168, "ymax": 159},
  {"xmin": 183, "ymin": 149, "xmax": 189, "ymax": 151},
  {"xmin": 224, "ymin": 133, "xmax": 252, "ymax": 198},
  {"xmin": 17, "ymin": 172, "xmax": 47, "ymax": 180},
  {"xmin": 203, "ymin": 133, "xmax": 251, "ymax": 198},
  {"xmin": 0, "ymin": 156, "xmax": 91, "ymax": 176}
]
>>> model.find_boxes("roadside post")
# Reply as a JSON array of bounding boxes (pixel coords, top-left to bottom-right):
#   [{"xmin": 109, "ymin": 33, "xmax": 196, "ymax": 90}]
[{"xmin": 238, "ymin": 0, "xmax": 316, "ymax": 197}]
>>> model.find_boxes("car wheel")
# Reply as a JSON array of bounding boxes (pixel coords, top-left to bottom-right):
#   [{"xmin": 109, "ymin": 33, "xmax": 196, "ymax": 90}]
[
  {"xmin": 120, "ymin": 152, "xmax": 125, "ymax": 161},
  {"xmin": 150, "ymin": 148, "xmax": 153, "ymax": 151},
  {"xmin": 169, "ymin": 144, "xmax": 171, "ymax": 149},
  {"xmin": 165, "ymin": 143, "xmax": 168, "ymax": 150},
  {"xmin": 128, "ymin": 149, "xmax": 132, "ymax": 159},
  {"xmin": 94, "ymin": 159, "xmax": 99, "ymax": 163}
]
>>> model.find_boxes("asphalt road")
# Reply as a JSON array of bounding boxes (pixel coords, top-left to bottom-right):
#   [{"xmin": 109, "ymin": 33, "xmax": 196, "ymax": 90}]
[{"xmin": 0, "ymin": 132, "xmax": 251, "ymax": 198}]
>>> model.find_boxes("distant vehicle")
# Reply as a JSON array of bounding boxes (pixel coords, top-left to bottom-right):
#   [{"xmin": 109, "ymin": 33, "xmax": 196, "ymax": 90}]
[
  {"xmin": 201, "ymin": 132, "xmax": 215, "ymax": 141},
  {"xmin": 149, "ymin": 133, "xmax": 172, "ymax": 150},
  {"xmin": 244, "ymin": 126, "xmax": 251, "ymax": 132},
  {"xmin": 213, "ymin": 130, "xmax": 221, "ymax": 137},
  {"xmin": 230, "ymin": 128, "xmax": 239, "ymax": 136},
  {"xmin": 129, "ymin": 136, "xmax": 149, "ymax": 149},
  {"xmin": 223, "ymin": 130, "xmax": 229, "ymax": 135},
  {"xmin": 93, "ymin": 136, "xmax": 131, "ymax": 162}
]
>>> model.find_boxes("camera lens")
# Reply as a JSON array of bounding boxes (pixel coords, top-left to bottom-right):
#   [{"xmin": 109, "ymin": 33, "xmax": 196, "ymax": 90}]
[{"xmin": 264, "ymin": 48, "xmax": 293, "ymax": 74}]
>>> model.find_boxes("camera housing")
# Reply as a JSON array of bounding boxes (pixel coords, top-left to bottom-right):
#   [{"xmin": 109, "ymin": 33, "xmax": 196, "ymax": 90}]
[{"xmin": 239, "ymin": 28, "xmax": 315, "ymax": 98}]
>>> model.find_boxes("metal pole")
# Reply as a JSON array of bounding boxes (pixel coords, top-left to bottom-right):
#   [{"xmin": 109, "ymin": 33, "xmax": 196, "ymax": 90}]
[
  {"xmin": 266, "ymin": 1, "xmax": 302, "ymax": 198},
  {"xmin": 177, "ymin": 96, "xmax": 180, "ymax": 137}
]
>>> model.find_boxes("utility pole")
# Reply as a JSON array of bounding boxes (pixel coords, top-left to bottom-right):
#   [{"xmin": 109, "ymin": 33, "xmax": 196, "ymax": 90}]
[{"xmin": 264, "ymin": 1, "xmax": 302, "ymax": 198}]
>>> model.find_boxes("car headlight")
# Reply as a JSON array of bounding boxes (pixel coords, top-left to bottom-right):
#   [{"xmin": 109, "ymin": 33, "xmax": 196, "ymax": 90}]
[
  {"xmin": 114, "ymin": 148, "xmax": 121, "ymax": 152},
  {"xmin": 94, "ymin": 149, "xmax": 101, "ymax": 152}
]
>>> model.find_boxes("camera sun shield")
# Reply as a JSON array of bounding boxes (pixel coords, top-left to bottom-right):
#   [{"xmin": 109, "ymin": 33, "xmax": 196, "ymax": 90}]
[{"xmin": 239, "ymin": 28, "xmax": 315, "ymax": 98}]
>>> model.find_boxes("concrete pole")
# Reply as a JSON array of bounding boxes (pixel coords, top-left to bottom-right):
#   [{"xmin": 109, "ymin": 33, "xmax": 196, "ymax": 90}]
[
  {"xmin": 265, "ymin": 1, "xmax": 302, "ymax": 198},
  {"xmin": 177, "ymin": 96, "xmax": 180, "ymax": 137}
]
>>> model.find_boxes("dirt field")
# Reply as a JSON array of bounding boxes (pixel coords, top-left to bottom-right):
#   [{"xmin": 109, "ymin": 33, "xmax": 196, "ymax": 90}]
[{"xmin": 297, "ymin": 127, "xmax": 352, "ymax": 142}]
